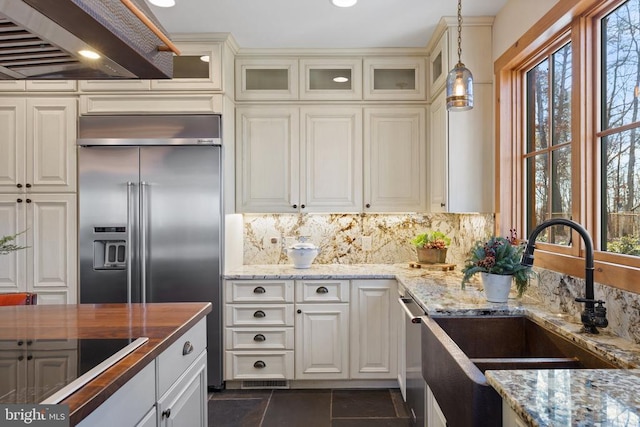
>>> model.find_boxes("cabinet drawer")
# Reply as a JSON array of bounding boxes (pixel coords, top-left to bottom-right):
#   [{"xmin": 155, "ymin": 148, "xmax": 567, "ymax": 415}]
[
  {"xmin": 295, "ymin": 280, "xmax": 349, "ymax": 303},
  {"xmin": 226, "ymin": 305, "xmax": 293, "ymax": 327},
  {"xmin": 225, "ymin": 351, "xmax": 294, "ymax": 380},
  {"xmin": 157, "ymin": 318, "xmax": 206, "ymax": 397},
  {"xmin": 226, "ymin": 280, "xmax": 294, "ymax": 303},
  {"xmin": 225, "ymin": 327, "xmax": 294, "ymax": 350}
]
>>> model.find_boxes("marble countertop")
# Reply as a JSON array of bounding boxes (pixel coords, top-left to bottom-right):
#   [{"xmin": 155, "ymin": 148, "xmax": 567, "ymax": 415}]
[{"xmin": 225, "ymin": 263, "xmax": 640, "ymax": 426}]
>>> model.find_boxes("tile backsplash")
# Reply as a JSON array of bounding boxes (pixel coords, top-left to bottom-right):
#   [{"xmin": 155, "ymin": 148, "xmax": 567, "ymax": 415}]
[{"xmin": 243, "ymin": 212, "xmax": 495, "ymax": 266}]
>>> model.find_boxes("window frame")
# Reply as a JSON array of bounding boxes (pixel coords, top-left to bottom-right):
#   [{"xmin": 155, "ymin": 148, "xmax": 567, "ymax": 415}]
[{"xmin": 495, "ymin": 0, "xmax": 640, "ymax": 294}]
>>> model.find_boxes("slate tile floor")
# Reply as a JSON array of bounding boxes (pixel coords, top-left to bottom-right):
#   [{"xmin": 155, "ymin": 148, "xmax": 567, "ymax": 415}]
[{"xmin": 208, "ymin": 388, "xmax": 412, "ymax": 427}]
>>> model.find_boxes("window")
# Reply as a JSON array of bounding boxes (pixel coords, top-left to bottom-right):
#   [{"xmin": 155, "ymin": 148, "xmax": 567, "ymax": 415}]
[
  {"xmin": 600, "ymin": 1, "xmax": 640, "ymax": 257},
  {"xmin": 496, "ymin": 0, "xmax": 640, "ymax": 292},
  {"xmin": 525, "ymin": 43, "xmax": 573, "ymax": 244}
]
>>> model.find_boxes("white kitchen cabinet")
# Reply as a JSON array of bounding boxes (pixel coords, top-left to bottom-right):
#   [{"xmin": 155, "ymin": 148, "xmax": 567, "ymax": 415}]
[
  {"xmin": 363, "ymin": 57, "xmax": 426, "ymax": 100},
  {"xmin": 299, "ymin": 58, "xmax": 362, "ymax": 100},
  {"xmin": 80, "ymin": 39, "xmax": 224, "ymax": 92},
  {"xmin": 0, "ymin": 194, "xmax": 77, "ymax": 304},
  {"xmin": 224, "ymin": 280, "xmax": 295, "ymax": 381},
  {"xmin": 236, "ymin": 106, "xmax": 362, "ymax": 213},
  {"xmin": 0, "ymin": 81, "xmax": 76, "ymax": 92},
  {"xmin": 428, "ymin": 85, "xmax": 493, "ymax": 213},
  {"xmin": 235, "ymin": 58, "xmax": 298, "ymax": 100},
  {"xmin": 294, "ymin": 280, "xmax": 350, "ymax": 380},
  {"xmin": 350, "ymin": 279, "xmax": 398, "ymax": 379},
  {"xmin": 364, "ymin": 107, "xmax": 427, "ymax": 212},
  {"xmin": 157, "ymin": 352, "xmax": 207, "ymax": 427},
  {"xmin": 426, "ymin": 17, "xmax": 494, "ymax": 213},
  {"xmin": 0, "ymin": 98, "xmax": 77, "ymax": 194},
  {"xmin": 426, "ymin": 385, "xmax": 447, "ymax": 427}
]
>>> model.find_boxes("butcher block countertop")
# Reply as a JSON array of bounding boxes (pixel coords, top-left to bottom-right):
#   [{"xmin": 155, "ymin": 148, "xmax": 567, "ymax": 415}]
[{"xmin": 0, "ymin": 302, "xmax": 211, "ymax": 426}]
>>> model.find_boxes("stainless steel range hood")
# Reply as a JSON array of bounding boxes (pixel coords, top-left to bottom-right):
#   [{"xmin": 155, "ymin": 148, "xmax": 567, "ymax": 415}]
[{"xmin": 0, "ymin": 0, "xmax": 176, "ymax": 80}]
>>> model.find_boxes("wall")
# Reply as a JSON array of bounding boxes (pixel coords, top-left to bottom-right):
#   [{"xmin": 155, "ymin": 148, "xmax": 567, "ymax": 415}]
[
  {"xmin": 242, "ymin": 213, "xmax": 494, "ymax": 267},
  {"xmin": 492, "ymin": 0, "xmax": 560, "ymax": 60}
]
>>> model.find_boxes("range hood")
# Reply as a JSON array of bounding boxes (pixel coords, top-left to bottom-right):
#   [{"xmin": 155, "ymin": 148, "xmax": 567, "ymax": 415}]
[{"xmin": 0, "ymin": 0, "xmax": 177, "ymax": 80}]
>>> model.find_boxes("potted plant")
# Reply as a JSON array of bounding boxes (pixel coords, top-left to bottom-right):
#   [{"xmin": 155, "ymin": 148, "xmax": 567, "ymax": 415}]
[
  {"xmin": 461, "ymin": 230, "xmax": 534, "ymax": 302},
  {"xmin": 410, "ymin": 231, "xmax": 451, "ymax": 264}
]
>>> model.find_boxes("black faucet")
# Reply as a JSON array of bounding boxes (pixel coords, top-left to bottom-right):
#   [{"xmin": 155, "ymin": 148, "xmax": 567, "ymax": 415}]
[{"xmin": 521, "ymin": 218, "xmax": 608, "ymax": 334}]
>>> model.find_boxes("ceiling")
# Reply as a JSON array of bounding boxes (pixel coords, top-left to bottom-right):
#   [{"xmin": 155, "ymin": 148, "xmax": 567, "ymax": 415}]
[{"xmin": 146, "ymin": 0, "xmax": 508, "ymax": 49}]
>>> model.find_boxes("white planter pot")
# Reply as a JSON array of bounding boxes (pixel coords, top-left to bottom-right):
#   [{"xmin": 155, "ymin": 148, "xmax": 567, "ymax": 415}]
[{"xmin": 481, "ymin": 272, "xmax": 513, "ymax": 303}]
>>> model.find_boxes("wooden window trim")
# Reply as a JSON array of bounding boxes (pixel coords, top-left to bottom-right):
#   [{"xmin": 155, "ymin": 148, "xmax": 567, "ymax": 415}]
[{"xmin": 495, "ymin": 0, "xmax": 640, "ymax": 293}]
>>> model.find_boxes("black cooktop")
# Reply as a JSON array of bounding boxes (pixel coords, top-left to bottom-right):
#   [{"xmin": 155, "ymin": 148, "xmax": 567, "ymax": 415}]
[{"xmin": 0, "ymin": 337, "xmax": 146, "ymax": 404}]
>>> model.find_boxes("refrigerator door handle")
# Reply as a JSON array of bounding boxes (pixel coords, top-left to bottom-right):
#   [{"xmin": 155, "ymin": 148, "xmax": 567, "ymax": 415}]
[
  {"xmin": 140, "ymin": 181, "xmax": 148, "ymax": 304},
  {"xmin": 126, "ymin": 182, "xmax": 134, "ymax": 304}
]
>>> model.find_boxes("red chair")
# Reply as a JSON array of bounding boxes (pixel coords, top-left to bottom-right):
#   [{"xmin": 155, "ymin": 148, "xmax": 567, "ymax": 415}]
[{"xmin": 0, "ymin": 292, "xmax": 37, "ymax": 306}]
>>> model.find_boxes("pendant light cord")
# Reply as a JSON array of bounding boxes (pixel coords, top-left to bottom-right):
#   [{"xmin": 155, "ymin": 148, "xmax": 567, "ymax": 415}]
[{"xmin": 456, "ymin": 0, "xmax": 463, "ymax": 66}]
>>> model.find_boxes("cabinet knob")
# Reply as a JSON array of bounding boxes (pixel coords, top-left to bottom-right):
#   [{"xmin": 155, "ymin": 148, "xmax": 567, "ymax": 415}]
[
  {"xmin": 25, "ymin": 183, "xmax": 31, "ymax": 188},
  {"xmin": 300, "ymin": 204, "xmax": 305, "ymax": 209},
  {"xmin": 253, "ymin": 360, "xmax": 266, "ymax": 369},
  {"xmin": 440, "ymin": 203, "xmax": 446, "ymax": 207},
  {"xmin": 253, "ymin": 286, "xmax": 266, "ymax": 294},
  {"xmin": 18, "ymin": 355, "xmax": 24, "ymax": 361},
  {"xmin": 16, "ymin": 184, "xmax": 22, "ymax": 188},
  {"xmin": 365, "ymin": 203, "xmax": 371, "ymax": 208},
  {"xmin": 253, "ymin": 334, "xmax": 266, "ymax": 342},
  {"xmin": 316, "ymin": 286, "xmax": 329, "ymax": 294},
  {"xmin": 17, "ymin": 340, "xmax": 23, "ymax": 346},
  {"xmin": 292, "ymin": 204, "xmax": 298, "ymax": 209},
  {"xmin": 253, "ymin": 310, "xmax": 266, "ymax": 318},
  {"xmin": 17, "ymin": 198, "xmax": 22, "ymax": 203},
  {"xmin": 182, "ymin": 341, "xmax": 194, "ymax": 356},
  {"xmin": 27, "ymin": 355, "xmax": 33, "ymax": 361},
  {"xmin": 297, "ymin": 309, "xmax": 302, "ymax": 314},
  {"xmin": 26, "ymin": 199, "xmax": 31, "ymax": 204},
  {"xmin": 162, "ymin": 409, "xmax": 171, "ymax": 419}
]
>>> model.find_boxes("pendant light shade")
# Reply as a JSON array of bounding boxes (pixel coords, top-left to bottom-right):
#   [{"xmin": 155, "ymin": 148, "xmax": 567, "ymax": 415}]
[{"xmin": 446, "ymin": 0, "xmax": 473, "ymax": 111}]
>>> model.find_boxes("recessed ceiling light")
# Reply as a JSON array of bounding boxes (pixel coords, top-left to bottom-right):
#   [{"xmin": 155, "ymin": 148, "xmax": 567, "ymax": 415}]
[
  {"xmin": 333, "ymin": 76, "xmax": 349, "ymax": 83},
  {"xmin": 331, "ymin": 0, "xmax": 357, "ymax": 7},
  {"xmin": 149, "ymin": 0, "xmax": 175, "ymax": 7},
  {"xmin": 79, "ymin": 50, "xmax": 100, "ymax": 59},
  {"xmin": 200, "ymin": 55, "xmax": 210, "ymax": 63}
]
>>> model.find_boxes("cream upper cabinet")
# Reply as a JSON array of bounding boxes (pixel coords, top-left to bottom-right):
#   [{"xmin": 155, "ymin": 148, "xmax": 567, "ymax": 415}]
[
  {"xmin": 363, "ymin": 57, "xmax": 426, "ymax": 100},
  {"xmin": 0, "ymin": 98, "xmax": 77, "ymax": 194},
  {"xmin": 0, "ymin": 194, "xmax": 77, "ymax": 304},
  {"xmin": 0, "ymin": 81, "xmax": 76, "ymax": 92},
  {"xmin": 299, "ymin": 58, "xmax": 362, "ymax": 100},
  {"xmin": 236, "ymin": 105, "xmax": 362, "ymax": 213},
  {"xmin": 80, "ymin": 40, "xmax": 224, "ymax": 92},
  {"xmin": 428, "ymin": 84, "xmax": 493, "ymax": 213},
  {"xmin": 151, "ymin": 42, "xmax": 222, "ymax": 91},
  {"xmin": 235, "ymin": 58, "xmax": 298, "ymax": 101},
  {"xmin": 350, "ymin": 279, "xmax": 398, "ymax": 379},
  {"xmin": 429, "ymin": 32, "xmax": 448, "ymax": 99},
  {"xmin": 364, "ymin": 107, "xmax": 427, "ymax": 212}
]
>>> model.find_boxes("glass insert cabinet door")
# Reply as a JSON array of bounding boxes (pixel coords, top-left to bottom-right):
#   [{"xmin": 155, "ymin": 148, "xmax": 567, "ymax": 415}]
[
  {"xmin": 235, "ymin": 58, "xmax": 299, "ymax": 100},
  {"xmin": 363, "ymin": 57, "xmax": 426, "ymax": 100},
  {"xmin": 151, "ymin": 42, "xmax": 222, "ymax": 90},
  {"xmin": 299, "ymin": 59, "xmax": 362, "ymax": 100}
]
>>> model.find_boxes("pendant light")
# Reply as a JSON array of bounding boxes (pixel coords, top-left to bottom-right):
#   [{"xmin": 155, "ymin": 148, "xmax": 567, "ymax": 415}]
[{"xmin": 446, "ymin": 0, "xmax": 473, "ymax": 111}]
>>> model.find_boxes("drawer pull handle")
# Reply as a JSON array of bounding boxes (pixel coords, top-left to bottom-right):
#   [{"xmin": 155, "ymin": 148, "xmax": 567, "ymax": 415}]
[
  {"xmin": 253, "ymin": 334, "xmax": 266, "ymax": 342},
  {"xmin": 316, "ymin": 286, "xmax": 329, "ymax": 294},
  {"xmin": 253, "ymin": 286, "xmax": 266, "ymax": 294},
  {"xmin": 254, "ymin": 360, "xmax": 266, "ymax": 369},
  {"xmin": 253, "ymin": 310, "xmax": 266, "ymax": 318},
  {"xmin": 182, "ymin": 341, "xmax": 194, "ymax": 356},
  {"xmin": 162, "ymin": 409, "xmax": 171, "ymax": 419}
]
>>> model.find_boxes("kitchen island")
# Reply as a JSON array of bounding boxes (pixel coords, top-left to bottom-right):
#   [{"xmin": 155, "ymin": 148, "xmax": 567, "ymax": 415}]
[
  {"xmin": 0, "ymin": 302, "xmax": 211, "ymax": 426},
  {"xmin": 225, "ymin": 263, "xmax": 640, "ymax": 426}
]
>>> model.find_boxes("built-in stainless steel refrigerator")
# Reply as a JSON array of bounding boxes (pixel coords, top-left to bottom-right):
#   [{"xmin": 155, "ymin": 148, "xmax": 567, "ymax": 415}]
[{"xmin": 77, "ymin": 114, "xmax": 223, "ymax": 389}]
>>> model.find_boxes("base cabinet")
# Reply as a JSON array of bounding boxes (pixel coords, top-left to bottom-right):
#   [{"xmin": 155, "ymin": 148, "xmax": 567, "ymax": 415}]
[
  {"xmin": 77, "ymin": 318, "xmax": 207, "ymax": 427},
  {"xmin": 426, "ymin": 385, "xmax": 447, "ymax": 427}
]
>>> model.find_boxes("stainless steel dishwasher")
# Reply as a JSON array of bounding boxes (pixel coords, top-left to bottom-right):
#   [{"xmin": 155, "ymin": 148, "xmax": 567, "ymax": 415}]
[{"xmin": 399, "ymin": 294, "xmax": 427, "ymax": 426}]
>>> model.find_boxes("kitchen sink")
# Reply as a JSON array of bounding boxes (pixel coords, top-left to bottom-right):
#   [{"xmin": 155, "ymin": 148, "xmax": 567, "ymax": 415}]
[{"xmin": 421, "ymin": 315, "xmax": 619, "ymax": 427}]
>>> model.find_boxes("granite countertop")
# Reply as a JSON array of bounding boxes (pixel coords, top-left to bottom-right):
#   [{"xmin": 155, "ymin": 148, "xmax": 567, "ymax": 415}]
[
  {"xmin": 225, "ymin": 263, "xmax": 640, "ymax": 426},
  {"xmin": 0, "ymin": 303, "xmax": 211, "ymax": 426}
]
